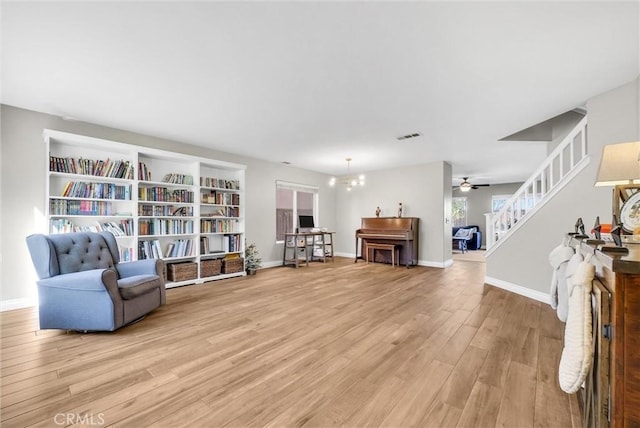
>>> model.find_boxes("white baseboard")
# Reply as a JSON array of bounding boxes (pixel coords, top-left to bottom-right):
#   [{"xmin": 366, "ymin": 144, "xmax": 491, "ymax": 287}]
[
  {"xmin": 261, "ymin": 260, "xmax": 284, "ymax": 269},
  {"xmin": 334, "ymin": 252, "xmax": 355, "ymax": 258},
  {"xmin": 418, "ymin": 259, "xmax": 452, "ymax": 268},
  {"xmin": 484, "ymin": 276, "xmax": 551, "ymax": 304},
  {"xmin": 1, "ymin": 297, "xmax": 37, "ymax": 312}
]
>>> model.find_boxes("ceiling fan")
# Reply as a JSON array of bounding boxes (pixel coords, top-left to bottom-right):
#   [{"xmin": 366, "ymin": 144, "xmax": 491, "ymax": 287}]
[{"xmin": 456, "ymin": 177, "xmax": 490, "ymax": 192}]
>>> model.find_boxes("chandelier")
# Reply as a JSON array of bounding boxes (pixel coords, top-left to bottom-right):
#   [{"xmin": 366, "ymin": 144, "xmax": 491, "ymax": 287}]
[{"xmin": 329, "ymin": 157, "xmax": 365, "ymax": 191}]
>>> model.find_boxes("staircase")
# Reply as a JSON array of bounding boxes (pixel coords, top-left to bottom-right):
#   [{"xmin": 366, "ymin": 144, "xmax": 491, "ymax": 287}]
[{"xmin": 485, "ymin": 116, "xmax": 589, "ymax": 255}]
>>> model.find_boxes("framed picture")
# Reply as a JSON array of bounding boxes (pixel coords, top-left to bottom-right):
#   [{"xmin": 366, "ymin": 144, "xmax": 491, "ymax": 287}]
[{"xmin": 619, "ymin": 188, "xmax": 640, "ymax": 233}]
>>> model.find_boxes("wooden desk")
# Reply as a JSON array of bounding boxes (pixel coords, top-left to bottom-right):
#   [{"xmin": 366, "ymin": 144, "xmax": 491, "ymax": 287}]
[{"xmin": 282, "ymin": 231, "xmax": 334, "ymax": 268}]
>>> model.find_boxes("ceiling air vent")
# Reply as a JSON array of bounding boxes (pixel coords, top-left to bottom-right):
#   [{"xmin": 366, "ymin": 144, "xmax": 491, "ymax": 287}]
[{"xmin": 397, "ymin": 132, "xmax": 422, "ymax": 141}]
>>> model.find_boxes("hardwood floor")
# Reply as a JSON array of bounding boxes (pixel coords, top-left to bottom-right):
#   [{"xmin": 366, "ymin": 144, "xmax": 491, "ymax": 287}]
[{"xmin": 1, "ymin": 257, "xmax": 581, "ymax": 427}]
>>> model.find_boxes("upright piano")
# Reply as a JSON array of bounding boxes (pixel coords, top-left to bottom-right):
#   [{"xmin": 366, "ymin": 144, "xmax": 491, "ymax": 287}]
[{"xmin": 355, "ymin": 217, "xmax": 419, "ymax": 267}]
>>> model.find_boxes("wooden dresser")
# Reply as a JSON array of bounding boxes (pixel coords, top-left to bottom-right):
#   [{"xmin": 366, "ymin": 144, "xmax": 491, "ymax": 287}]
[{"xmin": 576, "ymin": 239, "xmax": 640, "ymax": 427}]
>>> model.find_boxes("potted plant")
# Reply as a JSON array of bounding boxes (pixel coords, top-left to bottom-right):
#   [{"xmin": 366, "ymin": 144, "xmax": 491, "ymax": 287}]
[{"xmin": 245, "ymin": 242, "xmax": 262, "ymax": 275}]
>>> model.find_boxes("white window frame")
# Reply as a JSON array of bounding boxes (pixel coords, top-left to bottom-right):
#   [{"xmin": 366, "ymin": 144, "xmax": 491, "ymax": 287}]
[
  {"xmin": 276, "ymin": 181, "xmax": 319, "ymax": 243},
  {"xmin": 491, "ymin": 194, "xmax": 512, "ymax": 213},
  {"xmin": 451, "ymin": 196, "xmax": 468, "ymax": 227}
]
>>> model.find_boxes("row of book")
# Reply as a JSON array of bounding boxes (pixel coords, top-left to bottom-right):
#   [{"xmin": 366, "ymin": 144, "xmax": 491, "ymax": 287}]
[
  {"xmin": 201, "ymin": 206, "xmax": 240, "ymax": 218},
  {"xmin": 50, "ymin": 199, "xmax": 113, "ymax": 216},
  {"xmin": 138, "ymin": 162, "xmax": 151, "ymax": 181},
  {"xmin": 223, "ymin": 234, "xmax": 242, "ymax": 253},
  {"xmin": 200, "ymin": 177, "xmax": 240, "ymax": 190},
  {"xmin": 50, "ymin": 156, "xmax": 134, "ymax": 179},
  {"xmin": 200, "ymin": 218, "xmax": 239, "ymax": 233},
  {"xmin": 138, "ymin": 239, "xmax": 194, "ymax": 259},
  {"xmin": 161, "ymin": 173, "xmax": 194, "ymax": 185},
  {"xmin": 138, "ymin": 240, "xmax": 164, "ymax": 259},
  {"xmin": 139, "ymin": 219, "xmax": 194, "ymax": 236},
  {"xmin": 166, "ymin": 239, "xmax": 194, "ymax": 258},
  {"xmin": 139, "ymin": 187, "xmax": 194, "ymax": 203},
  {"xmin": 138, "ymin": 204, "xmax": 194, "ymax": 217},
  {"xmin": 200, "ymin": 191, "xmax": 240, "ymax": 206},
  {"xmin": 61, "ymin": 181, "xmax": 132, "ymax": 200},
  {"xmin": 49, "ymin": 219, "xmax": 134, "ymax": 236}
]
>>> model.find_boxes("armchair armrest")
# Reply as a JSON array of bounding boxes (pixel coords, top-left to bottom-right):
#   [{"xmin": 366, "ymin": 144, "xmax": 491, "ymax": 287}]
[
  {"xmin": 471, "ymin": 231, "xmax": 482, "ymax": 250},
  {"xmin": 116, "ymin": 259, "xmax": 163, "ymax": 278},
  {"xmin": 37, "ymin": 268, "xmax": 118, "ymax": 292}
]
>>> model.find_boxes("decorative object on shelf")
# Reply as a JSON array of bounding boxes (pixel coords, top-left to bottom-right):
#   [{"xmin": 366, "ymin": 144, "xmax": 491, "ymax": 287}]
[
  {"xmin": 601, "ymin": 214, "xmax": 629, "ymax": 254},
  {"xmin": 245, "ymin": 242, "xmax": 261, "ymax": 275},
  {"xmin": 222, "ymin": 256, "xmax": 245, "ymax": 274},
  {"xmin": 587, "ymin": 216, "xmax": 606, "ymax": 247},
  {"xmin": 200, "ymin": 258, "xmax": 222, "ymax": 277},
  {"xmin": 167, "ymin": 261, "xmax": 198, "ymax": 282},
  {"xmin": 573, "ymin": 217, "xmax": 588, "ymax": 239},
  {"xmin": 329, "ymin": 157, "xmax": 365, "ymax": 191},
  {"xmin": 398, "ymin": 202, "xmax": 403, "ymax": 218},
  {"xmin": 375, "ymin": 206, "xmax": 381, "ymax": 217},
  {"xmin": 620, "ymin": 190, "xmax": 640, "ymax": 234},
  {"xmin": 611, "ymin": 215, "xmax": 623, "ymax": 246},
  {"xmin": 595, "ymin": 140, "xmax": 640, "ymax": 229}
]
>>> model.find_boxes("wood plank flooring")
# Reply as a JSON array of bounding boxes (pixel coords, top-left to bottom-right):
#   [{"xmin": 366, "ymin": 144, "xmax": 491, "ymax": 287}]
[{"xmin": 1, "ymin": 257, "xmax": 581, "ymax": 427}]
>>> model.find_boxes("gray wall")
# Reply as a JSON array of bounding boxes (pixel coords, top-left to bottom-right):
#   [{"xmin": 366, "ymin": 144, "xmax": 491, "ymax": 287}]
[
  {"xmin": 334, "ymin": 161, "xmax": 452, "ymax": 266},
  {"xmin": 0, "ymin": 105, "xmax": 338, "ymax": 304},
  {"xmin": 452, "ymin": 182, "xmax": 523, "ymax": 248},
  {"xmin": 486, "ymin": 77, "xmax": 639, "ymax": 295},
  {"xmin": 2, "ymin": 104, "xmax": 455, "ymax": 307}
]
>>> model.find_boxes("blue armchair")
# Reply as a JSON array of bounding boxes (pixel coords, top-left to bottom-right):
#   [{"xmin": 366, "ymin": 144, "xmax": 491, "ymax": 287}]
[
  {"xmin": 26, "ymin": 231, "xmax": 165, "ymax": 331},
  {"xmin": 452, "ymin": 225, "xmax": 482, "ymax": 251}
]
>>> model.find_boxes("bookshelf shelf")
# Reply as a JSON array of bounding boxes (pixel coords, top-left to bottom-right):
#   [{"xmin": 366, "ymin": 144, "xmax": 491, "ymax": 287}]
[
  {"xmin": 51, "ymin": 196, "xmax": 131, "ymax": 202},
  {"xmin": 139, "ymin": 233, "xmax": 197, "ymax": 238},
  {"xmin": 49, "ymin": 172, "xmax": 133, "ymax": 184},
  {"xmin": 44, "ymin": 129, "xmax": 247, "ymax": 286},
  {"xmin": 49, "ymin": 214, "xmax": 134, "ymax": 218}
]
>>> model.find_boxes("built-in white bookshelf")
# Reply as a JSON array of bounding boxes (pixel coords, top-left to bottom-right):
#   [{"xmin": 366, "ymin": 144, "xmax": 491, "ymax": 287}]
[{"xmin": 44, "ymin": 129, "xmax": 247, "ymax": 288}]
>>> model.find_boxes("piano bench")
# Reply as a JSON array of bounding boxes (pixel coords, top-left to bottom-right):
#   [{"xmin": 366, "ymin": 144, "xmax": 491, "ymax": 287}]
[{"xmin": 365, "ymin": 243, "xmax": 400, "ymax": 267}]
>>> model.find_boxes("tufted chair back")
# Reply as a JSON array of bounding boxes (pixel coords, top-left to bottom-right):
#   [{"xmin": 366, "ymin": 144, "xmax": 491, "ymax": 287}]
[{"xmin": 27, "ymin": 231, "xmax": 120, "ymax": 279}]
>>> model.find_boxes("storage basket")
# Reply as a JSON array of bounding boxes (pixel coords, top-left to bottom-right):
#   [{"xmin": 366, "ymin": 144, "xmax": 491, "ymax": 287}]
[
  {"xmin": 167, "ymin": 261, "xmax": 197, "ymax": 282},
  {"xmin": 222, "ymin": 258, "xmax": 244, "ymax": 274},
  {"xmin": 200, "ymin": 258, "xmax": 222, "ymax": 277}
]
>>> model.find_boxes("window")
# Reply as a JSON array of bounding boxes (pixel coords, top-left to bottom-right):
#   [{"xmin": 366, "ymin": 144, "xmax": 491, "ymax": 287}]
[
  {"xmin": 276, "ymin": 181, "xmax": 318, "ymax": 242},
  {"xmin": 492, "ymin": 195, "xmax": 512, "ymax": 213},
  {"xmin": 451, "ymin": 197, "xmax": 467, "ymax": 227}
]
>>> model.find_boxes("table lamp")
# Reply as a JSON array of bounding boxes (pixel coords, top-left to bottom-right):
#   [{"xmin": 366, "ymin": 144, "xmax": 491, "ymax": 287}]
[{"xmin": 595, "ymin": 141, "xmax": 640, "ymax": 253}]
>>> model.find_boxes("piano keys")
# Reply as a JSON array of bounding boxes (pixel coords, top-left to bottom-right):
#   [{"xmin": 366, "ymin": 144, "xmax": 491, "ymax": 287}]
[{"xmin": 355, "ymin": 217, "xmax": 419, "ymax": 267}]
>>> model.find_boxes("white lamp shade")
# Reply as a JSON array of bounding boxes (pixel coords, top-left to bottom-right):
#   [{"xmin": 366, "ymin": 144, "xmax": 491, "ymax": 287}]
[{"xmin": 595, "ymin": 141, "xmax": 640, "ymax": 186}]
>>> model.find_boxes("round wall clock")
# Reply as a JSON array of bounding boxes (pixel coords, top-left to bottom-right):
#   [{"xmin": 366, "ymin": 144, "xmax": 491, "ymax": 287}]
[{"xmin": 620, "ymin": 190, "xmax": 640, "ymax": 233}]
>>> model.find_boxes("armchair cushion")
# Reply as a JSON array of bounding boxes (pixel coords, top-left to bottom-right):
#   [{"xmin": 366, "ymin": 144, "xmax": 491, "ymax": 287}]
[
  {"xmin": 50, "ymin": 232, "xmax": 117, "ymax": 274},
  {"xmin": 118, "ymin": 275, "xmax": 163, "ymax": 300}
]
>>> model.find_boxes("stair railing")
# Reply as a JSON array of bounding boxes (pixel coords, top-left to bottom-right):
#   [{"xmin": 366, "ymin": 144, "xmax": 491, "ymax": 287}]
[{"xmin": 485, "ymin": 116, "xmax": 589, "ymax": 254}]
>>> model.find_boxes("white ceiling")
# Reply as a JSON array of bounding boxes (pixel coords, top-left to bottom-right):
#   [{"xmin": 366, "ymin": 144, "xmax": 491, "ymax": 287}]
[{"xmin": 2, "ymin": 1, "xmax": 639, "ymax": 184}]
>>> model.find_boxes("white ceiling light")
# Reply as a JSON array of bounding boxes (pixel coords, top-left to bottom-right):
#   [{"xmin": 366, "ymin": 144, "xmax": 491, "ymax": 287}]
[{"xmin": 329, "ymin": 158, "xmax": 365, "ymax": 191}]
